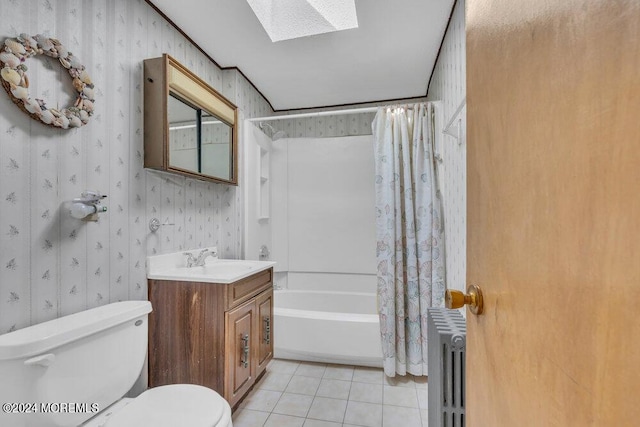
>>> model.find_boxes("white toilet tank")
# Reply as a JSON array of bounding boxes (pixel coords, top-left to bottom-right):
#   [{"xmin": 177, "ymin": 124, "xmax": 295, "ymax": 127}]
[{"xmin": 0, "ymin": 301, "xmax": 152, "ymax": 427}]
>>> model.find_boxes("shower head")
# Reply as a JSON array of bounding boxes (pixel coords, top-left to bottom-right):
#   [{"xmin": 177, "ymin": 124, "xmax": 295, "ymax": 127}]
[
  {"xmin": 259, "ymin": 122, "xmax": 287, "ymax": 140},
  {"xmin": 259, "ymin": 122, "xmax": 276, "ymax": 133},
  {"xmin": 271, "ymin": 130, "xmax": 286, "ymax": 140}
]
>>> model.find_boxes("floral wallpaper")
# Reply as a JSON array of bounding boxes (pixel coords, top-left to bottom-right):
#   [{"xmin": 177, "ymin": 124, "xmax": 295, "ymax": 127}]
[
  {"xmin": 427, "ymin": 0, "xmax": 466, "ymax": 294},
  {"xmin": 257, "ymin": 95, "xmax": 434, "ymax": 140},
  {"xmin": 0, "ymin": 0, "xmax": 272, "ymax": 333},
  {"xmin": 268, "ymin": 112, "xmax": 377, "ymax": 138}
]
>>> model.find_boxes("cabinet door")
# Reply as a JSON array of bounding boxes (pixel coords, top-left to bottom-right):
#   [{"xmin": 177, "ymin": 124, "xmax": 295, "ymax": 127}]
[
  {"xmin": 225, "ymin": 300, "xmax": 255, "ymax": 407},
  {"xmin": 255, "ymin": 288, "xmax": 273, "ymax": 376}
]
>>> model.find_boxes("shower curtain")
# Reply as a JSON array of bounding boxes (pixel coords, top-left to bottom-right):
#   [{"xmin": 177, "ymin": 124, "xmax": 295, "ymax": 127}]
[{"xmin": 373, "ymin": 103, "xmax": 445, "ymax": 377}]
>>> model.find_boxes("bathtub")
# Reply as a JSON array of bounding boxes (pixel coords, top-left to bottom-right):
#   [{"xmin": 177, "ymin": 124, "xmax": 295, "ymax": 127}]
[{"xmin": 273, "ymin": 289, "xmax": 383, "ymax": 367}]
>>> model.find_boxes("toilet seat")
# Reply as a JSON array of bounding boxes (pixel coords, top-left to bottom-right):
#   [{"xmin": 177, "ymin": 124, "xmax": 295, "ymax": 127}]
[{"xmin": 104, "ymin": 384, "xmax": 231, "ymax": 427}]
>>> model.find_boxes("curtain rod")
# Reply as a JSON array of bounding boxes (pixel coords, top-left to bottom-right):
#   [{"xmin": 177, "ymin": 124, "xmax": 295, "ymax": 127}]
[{"xmin": 246, "ymin": 107, "xmax": 379, "ymax": 122}]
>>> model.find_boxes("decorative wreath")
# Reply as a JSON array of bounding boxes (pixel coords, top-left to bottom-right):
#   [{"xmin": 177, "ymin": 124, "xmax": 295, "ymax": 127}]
[{"xmin": 0, "ymin": 34, "xmax": 94, "ymax": 129}]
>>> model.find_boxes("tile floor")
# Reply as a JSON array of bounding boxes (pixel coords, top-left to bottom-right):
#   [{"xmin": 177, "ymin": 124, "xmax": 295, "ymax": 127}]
[{"xmin": 232, "ymin": 359, "xmax": 428, "ymax": 427}]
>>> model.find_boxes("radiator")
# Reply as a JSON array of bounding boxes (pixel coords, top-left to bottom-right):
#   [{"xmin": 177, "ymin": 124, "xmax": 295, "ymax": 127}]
[{"xmin": 427, "ymin": 308, "xmax": 466, "ymax": 427}]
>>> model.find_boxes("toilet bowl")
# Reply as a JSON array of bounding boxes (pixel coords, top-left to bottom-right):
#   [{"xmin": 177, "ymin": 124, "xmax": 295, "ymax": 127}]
[{"xmin": 0, "ymin": 301, "xmax": 233, "ymax": 427}]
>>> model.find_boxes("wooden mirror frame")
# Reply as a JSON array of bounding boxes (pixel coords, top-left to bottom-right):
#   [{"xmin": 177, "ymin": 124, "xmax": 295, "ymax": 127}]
[{"xmin": 143, "ymin": 54, "xmax": 238, "ymax": 185}]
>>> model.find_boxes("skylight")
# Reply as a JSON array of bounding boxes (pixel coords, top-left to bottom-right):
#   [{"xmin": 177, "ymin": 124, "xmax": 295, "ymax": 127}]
[{"xmin": 246, "ymin": 0, "xmax": 359, "ymax": 42}]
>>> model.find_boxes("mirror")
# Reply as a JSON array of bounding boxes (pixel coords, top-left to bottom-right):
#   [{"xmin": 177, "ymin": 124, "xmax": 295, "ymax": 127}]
[
  {"xmin": 200, "ymin": 112, "xmax": 232, "ymax": 179},
  {"xmin": 144, "ymin": 54, "xmax": 238, "ymax": 185},
  {"xmin": 167, "ymin": 94, "xmax": 198, "ymax": 174}
]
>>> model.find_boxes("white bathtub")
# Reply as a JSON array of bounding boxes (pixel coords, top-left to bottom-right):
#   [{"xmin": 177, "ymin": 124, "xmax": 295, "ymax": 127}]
[{"xmin": 274, "ymin": 289, "xmax": 383, "ymax": 367}]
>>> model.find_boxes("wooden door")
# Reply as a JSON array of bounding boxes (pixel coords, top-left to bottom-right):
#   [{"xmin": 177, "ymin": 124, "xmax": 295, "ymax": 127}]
[
  {"xmin": 225, "ymin": 300, "xmax": 255, "ymax": 407},
  {"xmin": 255, "ymin": 288, "xmax": 274, "ymax": 375},
  {"xmin": 466, "ymin": 0, "xmax": 640, "ymax": 425}
]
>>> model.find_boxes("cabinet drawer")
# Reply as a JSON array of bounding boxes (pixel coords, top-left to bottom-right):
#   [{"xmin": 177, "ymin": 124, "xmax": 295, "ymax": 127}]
[{"xmin": 226, "ymin": 269, "xmax": 272, "ymax": 310}]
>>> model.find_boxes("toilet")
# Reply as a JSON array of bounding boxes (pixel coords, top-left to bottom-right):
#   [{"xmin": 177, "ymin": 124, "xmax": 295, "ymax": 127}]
[{"xmin": 0, "ymin": 301, "xmax": 232, "ymax": 427}]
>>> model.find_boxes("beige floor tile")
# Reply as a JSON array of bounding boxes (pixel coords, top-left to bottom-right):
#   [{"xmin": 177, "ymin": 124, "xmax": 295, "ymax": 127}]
[
  {"xmin": 303, "ymin": 420, "xmax": 342, "ymax": 427},
  {"xmin": 382, "ymin": 405, "xmax": 421, "ymax": 427},
  {"xmin": 257, "ymin": 371, "xmax": 293, "ymax": 392},
  {"xmin": 269, "ymin": 359, "xmax": 301, "ymax": 375},
  {"xmin": 352, "ymin": 367, "xmax": 384, "ymax": 384},
  {"xmin": 323, "ymin": 364, "xmax": 355, "ymax": 381},
  {"xmin": 295, "ymin": 362, "xmax": 328, "ymax": 378},
  {"xmin": 245, "ymin": 359, "xmax": 432, "ymax": 427},
  {"xmin": 264, "ymin": 413, "xmax": 306, "ymax": 427},
  {"xmin": 413, "ymin": 375, "xmax": 428, "ymax": 385},
  {"xmin": 417, "ymin": 387, "xmax": 428, "ymax": 409},
  {"xmin": 241, "ymin": 389, "xmax": 283, "ymax": 412},
  {"xmin": 307, "ymin": 397, "xmax": 348, "ymax": 423},
  {"xmin": 286, "ymin": 375, "xmax": 322, "ymax": 395},
  {"xmin": 383, "ymin": 385, "xmax": 419, "ymax": 408},
  {"xmin": 384, "ymin": 374, "xmax": 417, "ymax": 388},
  {"xmin": 349, "ymin": 382, "xmax": 383, "ymax": 404},
  {"xmin": 343, "ymin": 401, "xmax": 383, "ymax": 427},
  {"xmin": 272, "ymin": 393, "xmax": 314, "ymax": 417},
  {"xmin": 420, "ymin": 409, "xmax": 428, "ymax": 427},
  {"xmin": 316, "ymin": 378, "xmax": 352, "ymax": 400},
  {"xmin": 231, "ymin": 408, "xmax": 270, "ymax": 427}
]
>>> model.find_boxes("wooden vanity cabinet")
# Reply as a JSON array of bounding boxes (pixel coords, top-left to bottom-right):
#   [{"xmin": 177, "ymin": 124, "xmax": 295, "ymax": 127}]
[{"xmin": 148, "ymin": 268, "xmax": 274, "ymax": 408}]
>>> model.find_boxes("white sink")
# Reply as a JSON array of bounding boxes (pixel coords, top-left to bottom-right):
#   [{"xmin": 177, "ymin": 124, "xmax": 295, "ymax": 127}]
[{"xmin": 147, "ymin": 248, "xmax": 276, "ymax": 284}]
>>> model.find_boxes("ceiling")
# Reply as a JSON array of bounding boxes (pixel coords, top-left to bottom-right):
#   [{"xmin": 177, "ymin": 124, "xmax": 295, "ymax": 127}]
[{"xmin": 148, "ymin": 0, "xmax": 455, "ymax": 111}]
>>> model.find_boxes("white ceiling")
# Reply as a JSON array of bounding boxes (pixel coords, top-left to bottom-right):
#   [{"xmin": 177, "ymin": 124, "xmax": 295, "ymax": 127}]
[{"xmin": 149, "ymin": 0, "xmax": 455, "ymax": 111}]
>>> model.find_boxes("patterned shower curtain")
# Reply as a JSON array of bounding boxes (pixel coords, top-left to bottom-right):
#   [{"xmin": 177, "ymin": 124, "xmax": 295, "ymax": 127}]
[{"xmin": 373, "ymin": 103, "xmax": 446, "ymax": 377}]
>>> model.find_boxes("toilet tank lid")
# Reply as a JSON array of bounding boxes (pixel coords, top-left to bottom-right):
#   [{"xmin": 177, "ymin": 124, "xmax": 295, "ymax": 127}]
[{"xmin": 0, "ymin": 301, "xmax": 152, "ymax": 361}]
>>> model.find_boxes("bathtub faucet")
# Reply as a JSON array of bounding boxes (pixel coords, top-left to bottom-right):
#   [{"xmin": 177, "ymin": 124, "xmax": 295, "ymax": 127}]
[{"xmin": 259, "ymin": 245, "xmax": 270, "ymax": 260}]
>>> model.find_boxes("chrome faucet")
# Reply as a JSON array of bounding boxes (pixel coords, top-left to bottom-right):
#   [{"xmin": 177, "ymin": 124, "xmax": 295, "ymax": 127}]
[
  {"xmin": 183, "ymin": 249, "xmax": 217, "ymax": 267},
  {"xmin": 183, "ymin": 252, "xmax": 197, "ymax": 268},
  {"xmin": 195, "ymin": 248, "xmax": 216, "ymax": 266}
]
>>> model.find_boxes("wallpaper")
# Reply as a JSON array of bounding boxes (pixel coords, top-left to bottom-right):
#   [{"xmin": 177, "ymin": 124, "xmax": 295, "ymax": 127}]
[
  {"xmin": 427, "ymin": 0, "xmax": 466, "ymax": 293},
  {"xmin": 267, "ymin": 112, "xmax": 377, "ymax": 138},
  {"xmin": 258, "ymin": 98, "xmax": 432, "ymax": 139},
  {"xmin": 0, "ymin": 0, "xmax": 272, "ymax": 332}
]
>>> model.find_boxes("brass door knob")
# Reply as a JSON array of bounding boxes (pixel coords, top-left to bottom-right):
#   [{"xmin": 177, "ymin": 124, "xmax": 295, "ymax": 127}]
[{"xmin": 445, "ymin": 285, "xmax": 484, "ymax": 315}]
